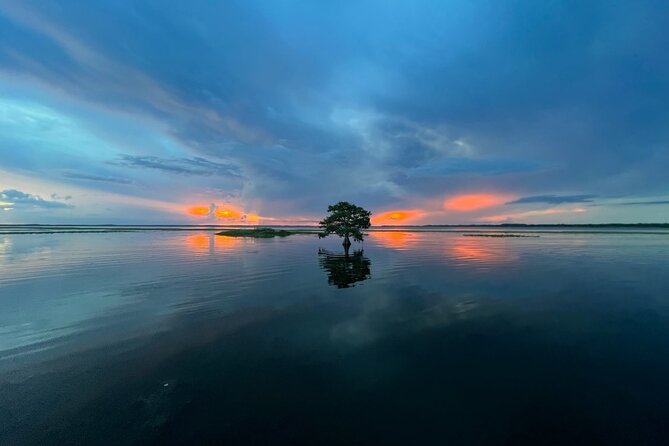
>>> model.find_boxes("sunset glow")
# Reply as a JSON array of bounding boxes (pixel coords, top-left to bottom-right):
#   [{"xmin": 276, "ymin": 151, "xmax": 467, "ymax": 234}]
[
  {"xmin": 186, "ymin": 204, "xmax": 247, "ymax": 221},
  {"xmin": 444, "ymin": 194, "xmax": 511, "ymax": 212},
  {"xmin": 187, "ymin": 206, "xmax": 211, "ymax": 216},
  {"xmin": 369, "ymin": 231, "xmax": 418, "ymax": 249},
  {"xmin": 214, "ymin": 209, "xmax": 242, "ymax": 219},
  {"xmin": 372, "ymin": 210, "xmax": 425, "ymax": 226},
  {"xmin": 185, "ymin": 233, "xmax": 240, "ymax": 252},
  {"xmin": 244, "ymin": 213, "xmax": 261, "ymax": 224},
  {"xmin": 3, "ymin": 2, "xmax": 669, "ymax": 442}
]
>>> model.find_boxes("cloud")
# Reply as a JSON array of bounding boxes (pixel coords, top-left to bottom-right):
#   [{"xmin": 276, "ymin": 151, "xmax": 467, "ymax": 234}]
[
  {"xmin": 0, "ymin": 189, "xmax": 71, "ymax": 209},
  {"xmin": 372, "ymin": 209, "xmax": 427, "ymax": 226},
  {"xmin": 62, "ymin": 172, "xmax": 132, "ymax": 184},
  {"xmin": 186, "ymin": 202, "xmax": 258, "ymax": 223},
  {"xmin": 481, "ymin": 207, "xmax": 588, "ymax": 223},
  {"xmin": 445, "ymin": 194, "xmax": 512, "ymax": 212},
  {"xmin": 1, "ymin": 1, "xmax": 669, "ymax": 223},
  {"xmin": 615, "ymin": 200, "xmax": 669, "ymax": 206},
  {"xmin": 507, "ymin": 195, "xmax": 596, "ymax": 205},
  {"xmin": 108, "ymin": 155, "xmax": 242, "ymax": 178}
]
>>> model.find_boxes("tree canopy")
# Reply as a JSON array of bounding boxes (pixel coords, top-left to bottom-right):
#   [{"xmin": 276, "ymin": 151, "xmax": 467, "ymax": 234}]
[{"xmin": 318, "ymin": 201, "xmax": 372, "ymax": 246}]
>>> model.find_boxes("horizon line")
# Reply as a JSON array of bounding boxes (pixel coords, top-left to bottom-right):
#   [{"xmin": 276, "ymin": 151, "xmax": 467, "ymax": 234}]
[{"xmin": 1, "ymin": 223, "xmax": 668, "ymax": 227}]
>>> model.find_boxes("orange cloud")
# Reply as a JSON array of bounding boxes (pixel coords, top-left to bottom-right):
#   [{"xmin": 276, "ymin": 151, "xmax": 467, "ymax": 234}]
[
  {"xmin": 186, "ymin": 204, "xmax": 251, "ymax": 221},
  {"xmin": 187, "ymin": 205, "xmax": 211, "ymax": 216},
  {"xmin": 213, "ymin": 208, "xmax": 242, "ymax": 219},
  {"xmin": 244, "ymin": 213, "xmax": 261, "ymax": 224},
  {"xmin": 444, "ymin": 194, "xmax": 511, "ymax": 212},
  {"xmin": 372, "ymin": 209, "xmax": 425, "ymax": 226},
  {"xmin": 185, "ymin": 203, "xmax": 314, "ymax": 225}
]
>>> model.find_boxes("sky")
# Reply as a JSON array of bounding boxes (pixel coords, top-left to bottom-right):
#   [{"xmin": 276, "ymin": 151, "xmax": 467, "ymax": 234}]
[{"xmin": 1, "ymin": 0, "xmax": 668, "ymax": 225}]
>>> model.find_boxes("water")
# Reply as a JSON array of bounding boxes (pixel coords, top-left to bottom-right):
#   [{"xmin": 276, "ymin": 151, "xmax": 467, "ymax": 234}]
[{"xmin": 1, "ymin": 230, "xmax": 669, "ymax": 445}]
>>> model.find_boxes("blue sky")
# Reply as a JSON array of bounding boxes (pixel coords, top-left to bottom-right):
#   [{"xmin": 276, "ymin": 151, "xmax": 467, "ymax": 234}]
[{"xmin": 1, "ymin": 0, "xmax": 668, "ymax": 224}]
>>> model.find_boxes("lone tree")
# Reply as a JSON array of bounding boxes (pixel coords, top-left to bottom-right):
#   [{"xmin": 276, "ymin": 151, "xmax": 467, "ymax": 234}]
[{"xmin": 318, "ymin": 201, "xmax": 372, "ymax": 248}]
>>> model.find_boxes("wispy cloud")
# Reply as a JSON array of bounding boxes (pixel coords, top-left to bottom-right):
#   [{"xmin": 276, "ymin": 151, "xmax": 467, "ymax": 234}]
[
  {"xmin": 614, "ymin": 200, "xmax": 669, "ymax": 206},
  {"xmin": 109, "ymin": 155, "xmax": 242, "ymax": 178},
  {"xmin": 507, "ymin": 195, "xmax": 596, "ymax": 205},
  {"xmin": 63, "ymin": 172, "xmax": 133, "ymax": 184}
]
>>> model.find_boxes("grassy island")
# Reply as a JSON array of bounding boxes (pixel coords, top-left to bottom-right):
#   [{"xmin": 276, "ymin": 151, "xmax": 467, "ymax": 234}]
[{"xmin": 216, "ymin": 228, "xmax": 316, "ymax": 238}]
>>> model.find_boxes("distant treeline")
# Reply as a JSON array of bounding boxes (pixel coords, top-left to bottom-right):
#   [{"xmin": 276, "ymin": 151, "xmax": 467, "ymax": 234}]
[{"xmin": 422, "ymin": 223, "xmax": 669, "ymax": 228}]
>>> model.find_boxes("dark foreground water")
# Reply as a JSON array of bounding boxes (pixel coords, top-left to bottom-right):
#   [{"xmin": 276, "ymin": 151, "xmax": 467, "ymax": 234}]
[{"xmin": 1, "ymin": 229, "xmax": 669, "ymax": 445}]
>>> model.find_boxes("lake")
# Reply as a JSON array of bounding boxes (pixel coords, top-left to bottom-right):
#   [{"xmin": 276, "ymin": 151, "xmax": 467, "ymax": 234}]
[{"xmin": 1, "ymin": 229, "xmax": 669, "ymax": 445}]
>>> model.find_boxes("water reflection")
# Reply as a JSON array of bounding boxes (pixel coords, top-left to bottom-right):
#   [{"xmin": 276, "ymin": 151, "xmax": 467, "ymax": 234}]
[
  {"xmin": 369, "ymin": 231, "xmax": 418, "ymax": 250},
  {"xmin": 448, "ymin": 236, "xmax": 518, "ymax": 265},
  {"xmin": 318, "ymin": 248, "xmax": 371, "ymax": 288},
  {"xmin": 4, "ymin": 231, "xmax": 669, "ymax": 444},
  {"xmin": 185, "ymin": 233, "xmax": 240, "ymax": 253}
]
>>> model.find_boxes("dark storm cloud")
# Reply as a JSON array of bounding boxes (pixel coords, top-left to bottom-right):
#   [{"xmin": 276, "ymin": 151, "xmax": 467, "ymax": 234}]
[{"xmin": 508, "ymin": 195, "xmax": 596, "ymax": 205}]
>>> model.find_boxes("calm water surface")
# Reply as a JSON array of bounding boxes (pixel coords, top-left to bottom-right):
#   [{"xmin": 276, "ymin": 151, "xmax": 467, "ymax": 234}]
[{"xmin": 1, "ymin": 230, "xmax": 669, "ymax": 445}]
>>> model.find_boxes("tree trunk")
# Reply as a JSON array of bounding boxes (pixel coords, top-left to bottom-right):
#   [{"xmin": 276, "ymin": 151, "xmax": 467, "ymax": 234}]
[{"xmin": 343, "ymin": 233, "xmax": 351, "ymax": 249}]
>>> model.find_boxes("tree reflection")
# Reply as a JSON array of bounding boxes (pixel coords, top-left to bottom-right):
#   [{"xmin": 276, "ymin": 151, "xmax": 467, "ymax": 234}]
[{"xmin": 318, "ymin": 247, "xmax": 371, "ymax": 288}]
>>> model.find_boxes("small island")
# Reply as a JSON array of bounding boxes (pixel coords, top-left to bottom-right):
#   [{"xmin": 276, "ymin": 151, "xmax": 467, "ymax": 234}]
[{"xmin": 216, "ymin": 228, "xmax": 316, "ymax": 238}]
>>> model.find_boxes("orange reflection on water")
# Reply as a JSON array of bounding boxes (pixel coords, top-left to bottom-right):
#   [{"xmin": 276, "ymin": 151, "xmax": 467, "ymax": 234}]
[
  {"xmin": 448, "ymin": 236, "xmax": 518, "ymax": 265},
  {"xmin": 369, "ymin": 231, "xmax": 418, "ymax": 250},
  {"xmin": 185, "ymin": 233, "xmax": 240, "ymax": 253}
]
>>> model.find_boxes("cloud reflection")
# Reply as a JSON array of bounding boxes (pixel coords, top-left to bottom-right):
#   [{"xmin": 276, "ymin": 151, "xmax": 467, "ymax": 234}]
[
  {"xmin": 369, "ymin": 231, "xmax": 419, "ymax": 250},
  {"xmin": 185, "ymin": 233, "xmax": 240, "ymax": 253}
]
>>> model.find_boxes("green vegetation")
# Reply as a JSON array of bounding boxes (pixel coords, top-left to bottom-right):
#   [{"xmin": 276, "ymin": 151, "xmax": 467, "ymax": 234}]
[
  {"xmin": 318, "ymin": 201, "xmax": 372, "ymax": 247},
  {"xmin": 216, "ymin": 228, "xmax": 315, "ymax": 238}
]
